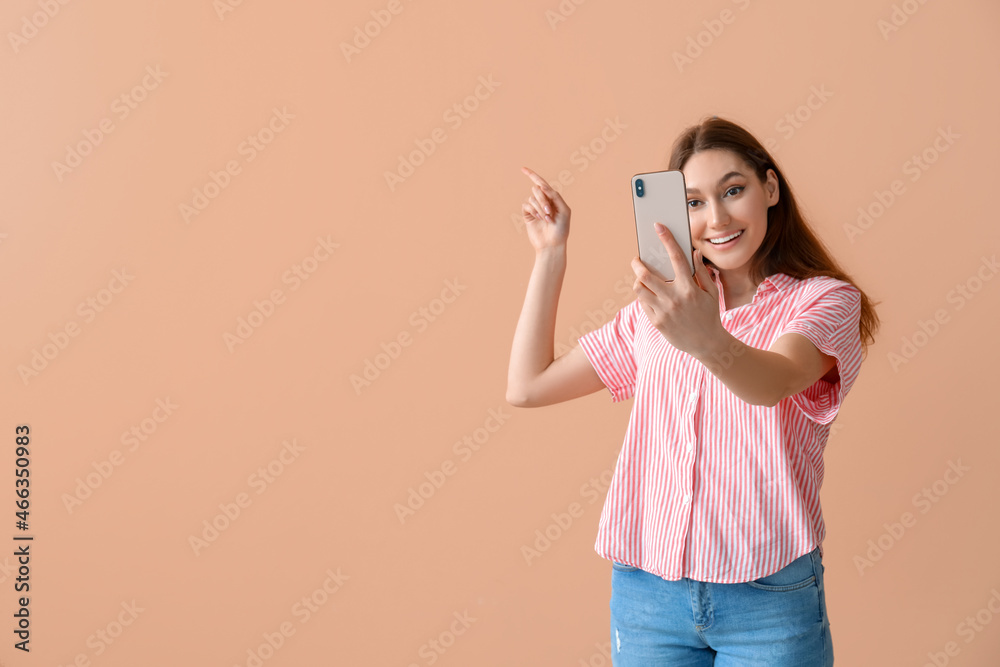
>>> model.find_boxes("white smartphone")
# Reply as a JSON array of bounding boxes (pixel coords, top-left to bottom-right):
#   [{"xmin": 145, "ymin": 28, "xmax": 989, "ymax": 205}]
[{"xmin": 631, "ymin": 170, "xmax": 695, "ymax": 281}]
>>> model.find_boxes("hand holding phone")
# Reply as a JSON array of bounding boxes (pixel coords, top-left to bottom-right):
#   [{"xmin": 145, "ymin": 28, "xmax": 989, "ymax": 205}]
[{"xmin": 631, "ymin": 170, "xmax": 695, "ymax": 281}]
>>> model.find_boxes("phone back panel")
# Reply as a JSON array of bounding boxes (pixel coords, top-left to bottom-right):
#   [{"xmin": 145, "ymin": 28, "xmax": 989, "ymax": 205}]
[{"xmin": 631, "ymin": 170, "xmax": 694, "ymax": 282}]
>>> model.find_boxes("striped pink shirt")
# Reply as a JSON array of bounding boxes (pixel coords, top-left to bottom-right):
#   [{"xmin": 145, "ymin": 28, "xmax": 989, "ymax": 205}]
[{"xmin": 577, "ymin": 265, "xmax": 863, "ymax": 583}]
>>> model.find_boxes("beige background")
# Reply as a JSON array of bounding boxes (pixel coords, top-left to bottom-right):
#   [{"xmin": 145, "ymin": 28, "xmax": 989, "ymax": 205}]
[{"xmin": 2, "ymin": 0, "xmax": 999, "ymax": 665}]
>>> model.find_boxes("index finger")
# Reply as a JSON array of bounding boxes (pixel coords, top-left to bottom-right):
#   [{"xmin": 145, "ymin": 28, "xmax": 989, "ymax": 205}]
[{"xmin": 521, "ymin": 166, "xmax": 554, "ymax": 192}]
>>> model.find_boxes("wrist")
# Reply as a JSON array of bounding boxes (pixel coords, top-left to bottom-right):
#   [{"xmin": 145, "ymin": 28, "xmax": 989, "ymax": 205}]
[
  {"xmin": 694, "ymin": 327, "xmax": 744, "ymax": 372},
  {"xmin": 535, "ymin": 245, "xmax": 567, "ymax": 266},
  {"xmin": 535, "ymin": 244, "xmax": 567, "ymax": 257}
]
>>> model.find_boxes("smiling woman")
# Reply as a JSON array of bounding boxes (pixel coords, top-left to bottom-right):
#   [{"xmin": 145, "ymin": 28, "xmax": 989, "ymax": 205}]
[{"xmin": 507, "ymin": 115, "xmax": 882, "ymax": 666}]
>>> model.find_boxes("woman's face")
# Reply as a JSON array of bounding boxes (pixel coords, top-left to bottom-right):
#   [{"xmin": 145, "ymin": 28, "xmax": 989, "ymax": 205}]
[{"xmin": 682, "ymin": 149, "xmax": 779, "ymax": 277}]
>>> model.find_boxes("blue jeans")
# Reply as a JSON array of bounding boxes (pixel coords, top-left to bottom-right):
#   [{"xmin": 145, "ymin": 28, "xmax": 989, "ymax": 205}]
[{"xmin": 609, "ymin": 548, "xmax": 833, "ymax": 666}]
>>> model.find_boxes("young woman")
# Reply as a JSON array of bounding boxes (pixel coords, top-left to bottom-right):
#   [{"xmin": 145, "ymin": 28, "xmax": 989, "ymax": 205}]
[{"xmin": 506, "ymin": 116, "xmax": 880, "ymax": 666}]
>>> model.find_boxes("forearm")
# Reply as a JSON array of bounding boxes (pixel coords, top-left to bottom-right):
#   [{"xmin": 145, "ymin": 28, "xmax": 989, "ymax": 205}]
[
  {"xmin": 693, "ymin": 331, "xmax": 795, "ymax": 407},
  {"xmin": 506, "ymin": 247, "xmax": 567, "ymax": 402}
]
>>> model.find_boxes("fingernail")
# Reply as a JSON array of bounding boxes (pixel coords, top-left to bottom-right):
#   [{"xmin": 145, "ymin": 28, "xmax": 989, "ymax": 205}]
[{"xmin": 654, "ymin": 222, "xmax": 665, "ymax": 233}]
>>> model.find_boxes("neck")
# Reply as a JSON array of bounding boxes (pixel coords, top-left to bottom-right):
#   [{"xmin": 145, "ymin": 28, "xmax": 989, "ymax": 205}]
[{"xmin": 713, "ymin": 266, "xmax": 759, "ymax": 309}]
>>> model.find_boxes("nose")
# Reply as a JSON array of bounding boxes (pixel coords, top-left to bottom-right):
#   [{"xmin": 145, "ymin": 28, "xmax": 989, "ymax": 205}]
[{"xmin": 704, "ymin": 199, "xmax": 731, "ymax": 231}]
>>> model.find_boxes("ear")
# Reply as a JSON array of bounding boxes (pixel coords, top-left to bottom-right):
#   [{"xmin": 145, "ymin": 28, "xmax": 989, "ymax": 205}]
[{"xmin": 765, "ymin": 168, "xmax": 780, "ymax": 206}]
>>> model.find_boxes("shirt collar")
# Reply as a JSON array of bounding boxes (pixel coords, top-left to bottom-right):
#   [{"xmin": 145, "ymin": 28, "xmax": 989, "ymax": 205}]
[{"xmin": 706, "ymin": 265, "xmax": 797, "ymax": 307}]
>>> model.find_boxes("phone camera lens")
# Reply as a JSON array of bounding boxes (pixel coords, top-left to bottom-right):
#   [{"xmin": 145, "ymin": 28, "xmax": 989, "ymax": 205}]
[{"xmin": 635, "ymin": 179, "xmax": 644, "ymax": 197}]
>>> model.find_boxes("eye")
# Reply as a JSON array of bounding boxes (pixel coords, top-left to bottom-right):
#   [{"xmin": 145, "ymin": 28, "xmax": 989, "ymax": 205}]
[{"xmin": 688, "ymin": 186, "xmax": 743, "ymax": 208}]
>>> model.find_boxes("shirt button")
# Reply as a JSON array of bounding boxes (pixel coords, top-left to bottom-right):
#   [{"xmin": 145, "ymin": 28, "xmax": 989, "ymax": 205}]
[
  {"xmin": 686, "ymin": 441, "xmax": 693, "ymax": 452},
  {"xmin": 682, "ymin": 494, "xmax": 691, "ymax": 504},
  {"xmin": 689, "ymin": 390, "xmax": 698, "ymax": 402}
]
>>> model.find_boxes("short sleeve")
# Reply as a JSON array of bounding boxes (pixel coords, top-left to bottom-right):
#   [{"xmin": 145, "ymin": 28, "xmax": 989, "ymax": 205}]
[
  {"xmin": 577, "ymin": 299, "xmax": 640, "ymax": 403},
  {"xmin": 777, "ymin": 281, "xmax": 863, "ymax": 424}
]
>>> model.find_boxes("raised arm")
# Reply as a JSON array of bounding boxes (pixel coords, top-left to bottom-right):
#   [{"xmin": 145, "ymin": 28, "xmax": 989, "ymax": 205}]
[{"xmin": 506, "ymin": 168, "xmax": 606, "ymax": 407}]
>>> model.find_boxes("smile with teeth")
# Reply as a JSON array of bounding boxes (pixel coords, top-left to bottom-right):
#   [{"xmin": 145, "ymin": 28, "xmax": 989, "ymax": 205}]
[{"xmin": 707, "ymin": 230, "xmax": 743, "ymax": 245}]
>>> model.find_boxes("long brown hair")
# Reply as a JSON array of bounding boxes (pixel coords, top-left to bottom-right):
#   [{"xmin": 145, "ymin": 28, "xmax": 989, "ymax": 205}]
[{"xmin": 668, "ymin": 116, "xmax": 880, "ymax": 356}]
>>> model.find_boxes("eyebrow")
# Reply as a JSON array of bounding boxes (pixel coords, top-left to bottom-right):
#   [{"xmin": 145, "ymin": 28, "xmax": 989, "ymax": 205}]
[{"xmin": 686, "ymin": 171, "xmax": 745, "ymax": 195}]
